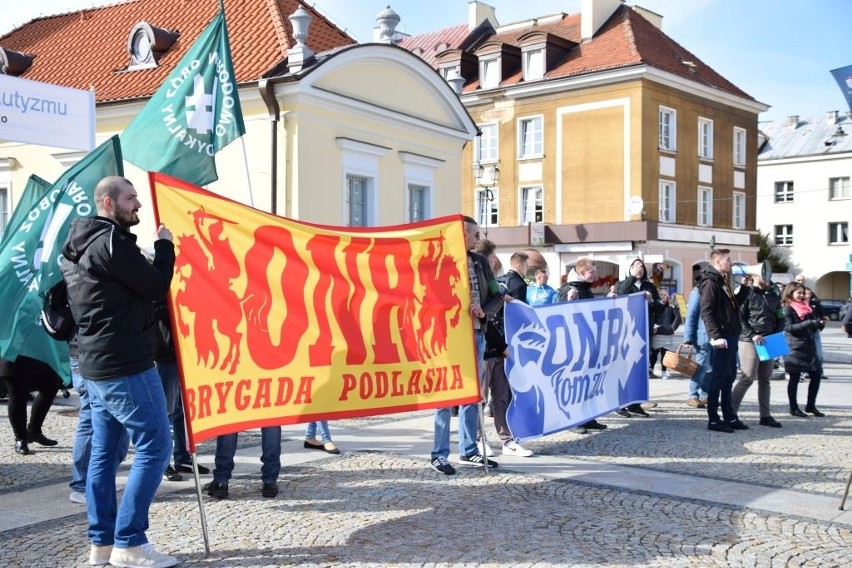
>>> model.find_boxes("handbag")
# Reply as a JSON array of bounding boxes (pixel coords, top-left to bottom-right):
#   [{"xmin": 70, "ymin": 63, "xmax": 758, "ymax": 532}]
[{"xmin": 662, "ymin": 344, "xmax": 699, "ymax": 377}]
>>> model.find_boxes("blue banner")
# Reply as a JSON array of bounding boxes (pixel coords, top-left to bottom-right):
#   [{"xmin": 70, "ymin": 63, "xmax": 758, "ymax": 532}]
[
  {"xmin": 504, "ymin": 293, "xmax": 649, "ymax": 441},
  {"xmin": 830, "ymin": 65, "xmax": 852, "ymax": 113}
]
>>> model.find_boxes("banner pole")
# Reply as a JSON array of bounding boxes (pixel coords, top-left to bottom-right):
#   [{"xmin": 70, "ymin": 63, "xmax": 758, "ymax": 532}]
[
  {"xmin": 240, "ymin": 137, "xmax": 255, "ymax": 208},
  {"xmin": 191, "ymin": 452, "xmax": 211, "ymax": 554},
  {"xmin": 478, "ymin": 402, "xmax": 490, "ymax": 474}
]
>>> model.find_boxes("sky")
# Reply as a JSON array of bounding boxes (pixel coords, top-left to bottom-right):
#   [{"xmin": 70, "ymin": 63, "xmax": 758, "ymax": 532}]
[{"xmin": 2, "ymin": 0, "xmax": 850, "ymax": 124}]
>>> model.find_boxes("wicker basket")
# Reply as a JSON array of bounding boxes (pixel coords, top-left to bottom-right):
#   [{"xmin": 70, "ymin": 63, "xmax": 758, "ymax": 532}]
[{"xmin": 662, "ymin": 344, "xmax": 700, "ymax": 377}]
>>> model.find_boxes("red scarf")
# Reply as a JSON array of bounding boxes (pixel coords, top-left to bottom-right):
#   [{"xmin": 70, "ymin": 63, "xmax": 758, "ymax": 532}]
[{"xmin": 789, "ymin": 300, "xmax": 812, "ymax": 319}]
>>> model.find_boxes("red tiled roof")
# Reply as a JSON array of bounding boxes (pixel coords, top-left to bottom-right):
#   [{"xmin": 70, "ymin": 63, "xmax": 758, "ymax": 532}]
[
  {"xmin": 0, "ymin": 0, "xmax": 355, "ymax": 103},
  {"xmin": 398, "ymin": 24, "xmax": 469, "ymax": 67},
  {"xmin": 402, "ymin": 5, "xmax": 753, "ymax": 101}
]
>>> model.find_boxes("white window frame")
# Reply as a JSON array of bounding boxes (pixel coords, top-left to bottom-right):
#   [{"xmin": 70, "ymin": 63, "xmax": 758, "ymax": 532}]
[
  {"xmin": 475, "ymin": 122, "xmax": 498, "ymax": 164},
  {"xmin": 698, "ymin": 117, "xmax": 714, "ymax": 160},
  {"xmin": 439, "ymin": 65, "xmax": 460, "ymax": 81},
  {"xmin": 517, "ymin": 115, "xmax": 543, "ymax": 158},
  {"xmin": 774, "ymin": 181, "xmax": 794, "ymax": 203},
  {"xmin": 774, "ymin": 224, "xmax": 794, "ymax": 246},
  {"xmin": 829, "ymin": 222, "xmax": 849, "ymax": 245},
  {"xmin": 479, "ymin": 57, "xmax": 500, "ymax": 89},
  {"xmin": 829, "ymin": 176, "xmax": 850, "ymax": 200},
  {"xmin": 732, "ymin": 191, "xmax": 745, "ymax": 230},
  {"xmin": 336, "ymin": 138, "xmax": 388, "ymax": 227},
  {"xmin": 733, "ymin": 127, "xmax": 746, "ymax": 167},
  {"xmin": 698, "ymin": 186, "xmax": 713, "ymax": 226},
  {"xmin": 476, "ymin": 188, "xmax": 499, "ymax": 229},
  {"xmin": 345, "ymin": 174, "xmax": 371, "ymax": 227},
  {"xmin": 659, "ymin": 106, "xmax": 677, "ymax": 152},
  {"xmin": 519, "ymin": 185, "xmax": 543, "ymax": 224},
  {"xmin": 659, "ymin": 180, "xmax": 675, "ymax": 223},
  {"xmin": 407, "ymin": 183, "xmax": 430, "ymax": 223},
  {"xmin": 522, "ymin": 48, "xmax": 545, "ymax": 81},
  {"xmin": 399, "ymin": 151, "xmax": 440, "ymax": 223},
  {"xmin": 0, "ymin": 185, "xmax": 9, "ymax": 241}
]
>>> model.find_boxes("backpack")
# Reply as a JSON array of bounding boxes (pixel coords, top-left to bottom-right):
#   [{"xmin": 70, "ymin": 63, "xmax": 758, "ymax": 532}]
[{"xmin": 41, "ymin": 280, "xmax": 77, "ymax": 341}]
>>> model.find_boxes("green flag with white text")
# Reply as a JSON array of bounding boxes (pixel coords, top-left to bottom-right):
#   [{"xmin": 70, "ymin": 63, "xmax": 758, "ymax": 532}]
[
  {"xmin": 0, "ymin": 136, "xmax": 122, "ymax": 383},
  {"xmin": 120, "ymin": 10, "xmax": 245, "ymax": 186},
  {"xmin": 0, "ymin": 175, "xmax": 50, "ymax": 249}
]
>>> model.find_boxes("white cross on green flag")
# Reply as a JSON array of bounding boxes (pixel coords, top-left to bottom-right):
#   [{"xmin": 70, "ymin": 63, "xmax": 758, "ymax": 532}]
[
  {"xmin": 0, "ymin": 136, "xmax": 123, "ymax": 383},
  {"xmin": 120, "ymin": 9, "xmax": 245, "ymax": 186}
]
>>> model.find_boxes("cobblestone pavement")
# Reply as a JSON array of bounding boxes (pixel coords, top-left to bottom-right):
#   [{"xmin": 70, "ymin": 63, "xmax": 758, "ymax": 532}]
[{"xmin": 1, "ymin": 339, "xmax": 850, "ymax": 566}]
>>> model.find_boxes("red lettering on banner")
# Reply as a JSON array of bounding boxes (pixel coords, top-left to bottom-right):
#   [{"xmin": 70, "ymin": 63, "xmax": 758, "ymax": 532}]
[
  {"xmin": 450, "ymin": 365, "xmax": 464, "ymax": 389},
  {"xmin": 235, "ymin": 379, "xmax": 252, "ymax": 410},
  {"xmin": 306, "ymin": 235, "xmax": 370, "ymax": 366},
  {"xmin": 253, "ymin": 377, "xmax": 272, "ymax": 408},
  {"xmin": 434, "ymin": 366, "xmax": 448, "ymax": 392},
  {"xmin": 243, "ymin": 226, "xmax": 310, "ymax": 369},
  {"xmin": 293, "ymin": 376, "xmax": 313, "ymax": 404},
  {"xmin": 369, "ymin": 239, "xmax": 419, "ymax": 364},
  {"xmin": 339, "ymin": 374, "xmax": 357, "ymax": 401},
  {"xmin": 197, "ymin": 385, "xmax": 212, "ymax": 419},
  {"xmin": 214, "ymin": 381, "xmax": 234, "ymax": 414},
  {"xmin": 407, "ymin": 371, "xmax": 422, "ymax": 395}
]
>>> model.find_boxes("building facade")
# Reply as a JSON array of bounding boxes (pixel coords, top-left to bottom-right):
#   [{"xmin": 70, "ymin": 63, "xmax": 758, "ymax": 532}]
[
  {"xmin": 757, "ymin": 111, "xmax": 852, "ymax": 300},
  {"xmin": 400, "ymin": 0, "xmax": 768, "ymax": 294}
]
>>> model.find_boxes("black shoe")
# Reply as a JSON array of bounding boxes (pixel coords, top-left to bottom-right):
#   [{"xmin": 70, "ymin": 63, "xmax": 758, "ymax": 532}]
[
  {"xmin": 583, "ymin": 420, "xmax": 608, "ymax": 430},
  {"xmin": 261, "ymin": 482, "xmax": 279, "ymax": 498},
  {"xmin": 176, "ymin": 462, "xmax": 210, "ymax": 474},
  {"xmin": 615, "ymin": 408, "xmax": 631, "ymax": 418},
  {"xmin": 203, "ymin": 481, "xmax": 229, "ymax": 499},
  {"xmin": 27, "ymin": 431, "xmax": 58, "ymax": 446},
  {"xmin": 304, "ymin": 440, "xmax": 325, "ymax": 451},
  {"xmin": 804, "ymin": 406, "xmax": 825, "ymax": 417},
  {"xmin": 708, "ymin": 422, "xmax": 734, "ymax": 433},
  {"xmin": 14, "ymin": 439, "xmax": 31, "ymax": 455},
  {"xmin": 163, "ymin": 466, "xmax": 183, "ymax": 482},
  {"xmin": 790, "ymin": 408, "xmax": 807, "ymax": 417},
  {"xmin": 758, "ymin": 416, "xmax": 782, "ymax": 428},
  {"xmin": 728, "ymin": 420, "xmax": 749, "ymax": 430},
  {"xmin": 458, "ymin": 454, "xmax": 498, "ymax": 468},
  {"xmin": 627, "ymin": 404, "xmax": 650, "ymax": 417}
]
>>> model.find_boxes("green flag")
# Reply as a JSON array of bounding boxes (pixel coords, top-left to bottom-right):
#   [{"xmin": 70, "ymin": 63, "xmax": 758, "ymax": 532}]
[
  {"xmin": 120, "ymin": 10, "xmax": 245, "ymax": 186},
  {"xmin": 0, "ymin": 136, "xmax": 123, "ymax": 383},
  {"xmin": 0, "ymin": 175, "xmax": 50, "ymax": 249}
]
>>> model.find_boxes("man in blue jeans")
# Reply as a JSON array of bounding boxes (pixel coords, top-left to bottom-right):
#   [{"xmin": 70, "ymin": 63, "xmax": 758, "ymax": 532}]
[
  {"xmin": 61, "ymin": 176, "xmax": 177, "ymax": 568},
  {"xmin": 203, "ymin": 427, "xmax": 282, "ymax": 498},
  {"xmin": 698, "ymin": 248, "xmax": 748, "ymax": 434},
  {"xmin": 431, "ymin": 217, "xmax": 502, "ymax": 475}
]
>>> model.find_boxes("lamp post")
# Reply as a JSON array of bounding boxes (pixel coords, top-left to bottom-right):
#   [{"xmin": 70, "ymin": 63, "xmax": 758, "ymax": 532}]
[{"xmin": 475, "ymin": 163, "xmax": 500, "ymax": 237}]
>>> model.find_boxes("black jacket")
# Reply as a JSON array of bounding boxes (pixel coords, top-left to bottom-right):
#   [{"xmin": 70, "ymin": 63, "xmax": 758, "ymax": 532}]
[
  {"xmin": 503, "ymin": 270, "xmax": 528, "ymax": 303},
  {"xmin": 60, "ymin": 216, "xmax": 175, "ymax": 380},
  {"xmin": 698, "ymin": 265, "xmax": 743, "ymax": 341},
  {"xmin": 738, "ymin": 285, "xmax": 782, "ymax": 343},
  {"xmin": 557, "ymin": 268, "xmax": 594, "ymax": 301},
  {"xmin": 154, "ymin": 298, "xmax": 176, "ymax": 363},
  {"xmin": 653, "ymin": 302, "xmax": 681, "ymax": 335},
  {"xmin": 783, "ymin": 305, "xmax": 824, "ymax": 372},
  {"xmin": 616, "ymin": 259, "xmax": 662, "ymax": 337},
  {"xmin": 468, "ymin": 251, "xmax": 504, "ymax": 333}
]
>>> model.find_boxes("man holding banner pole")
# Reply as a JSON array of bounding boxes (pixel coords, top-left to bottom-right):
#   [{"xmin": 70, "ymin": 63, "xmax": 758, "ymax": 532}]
[{"xmin": 430, "ymin": 216, "xmax": 502, "ymax": 474}]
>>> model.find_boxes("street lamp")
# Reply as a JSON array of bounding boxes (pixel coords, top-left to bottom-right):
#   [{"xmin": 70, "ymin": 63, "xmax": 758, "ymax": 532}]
[{"xmin": 475, "ymin": 163, "xmax": 500, "ymax": 237}]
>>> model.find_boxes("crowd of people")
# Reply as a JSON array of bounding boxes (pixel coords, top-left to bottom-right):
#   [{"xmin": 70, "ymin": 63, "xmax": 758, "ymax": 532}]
[{"xmin": 1, "ymin": 190, "xmax": 845, "ymax": 567}]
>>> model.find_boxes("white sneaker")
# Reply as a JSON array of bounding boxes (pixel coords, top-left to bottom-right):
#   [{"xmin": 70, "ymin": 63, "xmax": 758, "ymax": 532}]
[
  {"xmin": 502, "ymin": 440, "xmax": 533, "ymax": 457},
  {"xmin": 70, "ymin": 490, "xmax": 87, "ymax": 504},
  {"xmin": 109, "ymin": 543, "xmax": 178, "ymax": 568},
  {"xmin": 479, "ymin": 443, "xmax": 495, "ymax": 457},
  {"xmin": 661, "ymin": 370, "xmax": 670, "ymax": 380},
  {"xmin": 90, "ymin": 544, "xmax": 112, "ymax": 566}
]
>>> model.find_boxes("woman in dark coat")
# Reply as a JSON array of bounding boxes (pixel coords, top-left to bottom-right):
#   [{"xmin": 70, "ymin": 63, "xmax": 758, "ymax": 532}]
[
  {"xmin": 0, "ymin": 356, "xmax": 61, "ymax": 454},
  {"xmin": 781, "ymin": 282, "xmax": 826, "ymax": 417}
]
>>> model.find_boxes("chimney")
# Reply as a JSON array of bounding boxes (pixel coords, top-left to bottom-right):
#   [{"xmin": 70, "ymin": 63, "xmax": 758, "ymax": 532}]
[
  {"xmin": 827, "ymin": 110, "xmax": 839, "ymax": 124},
  {"xmin": 633, "ymin": 5, "xmax": 663, "ymax": 30},
  {"xmin": 374, "ymin": 6, "xmax": 401, "ymax": 44},
  {"xmin": 288, "ymin": 6, "xmax": 315, "ymax": 73},
  {"xmin": 468, "ymin": 1, "xmax": 497, "ymax": 32},
  {"xmin": 786, "ymin": 115, "xmax": 799, "ymax": 129},
  {"xmin": 581, "ymin": 0, "xmax": 624, "ymax": 41}
]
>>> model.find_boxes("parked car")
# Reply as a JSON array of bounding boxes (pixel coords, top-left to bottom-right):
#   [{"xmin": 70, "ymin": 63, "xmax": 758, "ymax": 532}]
[{"xmin": 819, "ymin": 299, "xmax": 846, "ymax": 320}]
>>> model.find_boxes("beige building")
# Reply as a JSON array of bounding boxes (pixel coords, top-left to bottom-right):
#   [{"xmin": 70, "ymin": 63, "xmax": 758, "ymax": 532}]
[
  {"xmin": 0, "ymin": 0, "xmax": 476, "ymax": 244},
  {"xmin": 400, "ymin": 0, "xmax": 768, "ymax": 294}
]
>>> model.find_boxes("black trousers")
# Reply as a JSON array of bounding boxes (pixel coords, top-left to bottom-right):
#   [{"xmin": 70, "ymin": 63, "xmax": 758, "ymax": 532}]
[{"xmin": 3, "ymin": 366, "xmax": 60, "ymax": 441}]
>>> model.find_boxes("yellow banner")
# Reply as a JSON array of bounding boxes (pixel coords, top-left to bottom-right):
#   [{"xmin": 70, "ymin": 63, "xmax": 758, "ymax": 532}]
[{"xmin": 150, "ymin": 173, "xmax": 479, "ymax": 447}]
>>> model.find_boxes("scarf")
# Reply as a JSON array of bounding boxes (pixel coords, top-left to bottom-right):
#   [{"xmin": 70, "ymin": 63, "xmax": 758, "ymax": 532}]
[{"xmin": 789, "ymin": 300, "xmax": 812, "ymax": 319}]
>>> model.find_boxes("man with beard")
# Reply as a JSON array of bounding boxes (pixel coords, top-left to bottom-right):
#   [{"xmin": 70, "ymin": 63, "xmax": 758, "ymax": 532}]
[{"xmin": 61, "ymin": 176, "xmax": 178, "ymax": 567}]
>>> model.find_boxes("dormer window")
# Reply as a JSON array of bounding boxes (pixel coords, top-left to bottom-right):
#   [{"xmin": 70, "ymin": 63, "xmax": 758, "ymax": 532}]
[
  {"xmin": 523, "ymin": 48, "xmax": 544, "ymax": 81},
  {"xmin": 480, "ymin": 57, "xmax": 500, "ymax": 89},
  {"xmin": 127, "ymin": 22, "xmax": 179, "ymax": 70},
  {"xmin": 440, "ymin": 65, "xmax": 460, "ymax": 81}
]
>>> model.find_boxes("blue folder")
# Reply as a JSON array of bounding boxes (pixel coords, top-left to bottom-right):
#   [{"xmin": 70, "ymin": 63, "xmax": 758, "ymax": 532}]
[{"xmin": 754, "ymin": 332, "xmax": 790, "ymax": 361}]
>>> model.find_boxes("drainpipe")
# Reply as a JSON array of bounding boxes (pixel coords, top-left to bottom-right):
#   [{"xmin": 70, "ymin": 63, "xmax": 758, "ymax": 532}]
[{"xmin": 258, "ymin": 78, "xmax": 280, "ymax": 215}]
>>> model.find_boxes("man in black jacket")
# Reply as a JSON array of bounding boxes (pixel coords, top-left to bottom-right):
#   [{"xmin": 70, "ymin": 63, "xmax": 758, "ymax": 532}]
[
  {"xmin": 61, "ymin": 176, "xmax": 178, "ymax": 567},
  {"xmin": 699, "ymin": 248, "xmax": 748, "ymax": 434},
  {"xmin": 502, "ymin": 252, "xmax": 529, "ymax": 302}
]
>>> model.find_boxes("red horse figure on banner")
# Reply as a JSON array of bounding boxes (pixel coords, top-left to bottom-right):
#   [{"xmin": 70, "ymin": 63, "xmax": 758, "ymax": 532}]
[
  {"xmin": 174, "ymin": 208, "xmax": 243, "ymax": 375},
  {"xmin": 416, "ymin": 234, "xmax": 462, "ymax": 361}
]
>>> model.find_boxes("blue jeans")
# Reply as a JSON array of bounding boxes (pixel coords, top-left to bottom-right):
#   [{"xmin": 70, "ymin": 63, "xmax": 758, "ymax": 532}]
[
  {"xmin": 70, "ymin": 359, "xmax": 129, "ymax": 494},
  {"xmin": 86, "ymin": 367, "xmax": 172, "ymax": 548},
  {"xmin": 156, "ymin": 361, "xmax": 190, "ymax": 466},
  {"xmin": 306, "ymin": 420, "xmax": 332, "ymax": 443},
  {"xmin": 687, "ymin": 350, "xmax": 708, "ymax": 400},
  {"xmin": 704, "ymin": 337, "xmax": 739, "ymax": 424},
  {"xmin": 432, "ymin": 330, "xmax": 484, "ymax": 459},
  {"xmin": 213, "ymin": 426, "xmax": 281, "ymax": 484}
]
